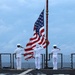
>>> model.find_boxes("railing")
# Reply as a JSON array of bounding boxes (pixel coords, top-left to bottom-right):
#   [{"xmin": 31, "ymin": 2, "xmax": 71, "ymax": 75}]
[
  {"xmin": 0, "ymin": 53, "xmax": 12, "ymax": 69},
  {"xmin": 71, "ymin": 53, "xmax": 75, "ymax": 69},
  {"xmin": 43, "ymin": 53, "xmax": 63, "ymax": 69},
  {"xmin": 0, "ymin": 53, "xmax": 74, "ymax": 69},
  {"xmin": 0, "ymin": 54, "xmax": 1, "ymax": 69}
]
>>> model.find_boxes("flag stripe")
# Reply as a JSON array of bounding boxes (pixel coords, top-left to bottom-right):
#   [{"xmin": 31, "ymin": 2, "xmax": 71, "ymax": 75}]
[
  {"xmin": 25, "ymin": 55, "xmax": 34, "ymax": 60},
  {"xmin": 24, "ymin": 52, "xmax": 34, "ymax": 56}
]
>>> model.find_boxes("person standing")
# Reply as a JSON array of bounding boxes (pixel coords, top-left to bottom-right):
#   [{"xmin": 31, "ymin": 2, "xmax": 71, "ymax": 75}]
[
  {"xmin": 33, "ymin": 43, "xmax": 43, "ymax": 70},
  {"xmin": 51, "ymin": 45, "xmax": 60, "ymax": 70},
  {"xmin": 14, "ymin": 44, "xmax": 24, "ymax": 70}
]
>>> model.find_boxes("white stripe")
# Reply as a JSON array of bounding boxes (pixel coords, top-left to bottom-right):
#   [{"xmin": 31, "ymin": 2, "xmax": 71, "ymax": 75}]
[
  {"xmin": 24, "ymin": 55, "xmax": 33, "ymax": 59},
  {"xmin": 25, "ymin": 50, "xmax": 34, "ymax": 53},
  {"xmin": 18, "ymin": 69, "xmax": 33, "ymax": 75},
  {"xmin": 40, "ymin": 27, "xmax": 45, "ymax": 35}
]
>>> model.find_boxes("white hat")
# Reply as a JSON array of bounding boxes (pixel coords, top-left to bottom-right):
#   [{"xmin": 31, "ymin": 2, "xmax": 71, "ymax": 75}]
[
  {"xmin": 17, "ymin": 44, "xmax": 21, "ymax": 46},
  {"xmin": 53, "ymin": 44, "xmax": 57, "ymax": 47}
]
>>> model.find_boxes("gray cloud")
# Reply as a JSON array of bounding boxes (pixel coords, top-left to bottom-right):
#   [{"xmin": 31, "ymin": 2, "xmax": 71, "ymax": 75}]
[
  {"xmin": 0, "ymin": 25, "xmax": 12, "ymax": 35},
  {"xmin": 0, "ymin": 0, "xmax": 75, "ymax": 54},
  {"xmin": 60, "ymin": 44, "xmax": 75, "ymax": 55}
]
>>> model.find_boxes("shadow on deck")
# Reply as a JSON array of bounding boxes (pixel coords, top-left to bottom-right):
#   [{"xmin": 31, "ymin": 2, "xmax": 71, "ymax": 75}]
[{"xmin": 0, "ymin": 68, "xmax": 75, "ymax": 75}]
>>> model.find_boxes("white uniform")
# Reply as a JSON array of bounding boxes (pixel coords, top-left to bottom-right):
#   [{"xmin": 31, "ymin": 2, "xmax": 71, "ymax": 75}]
[
  {"xmin": 33, "ymin": 45, "xmax": 43, "ymax": 70},
  {"xmin": 51, "ymin": 48, "xmax": 60, "ymax": 70},
  {"xmin": 14, "ymin": 47, "xmax": 23, "ymax": 70}
]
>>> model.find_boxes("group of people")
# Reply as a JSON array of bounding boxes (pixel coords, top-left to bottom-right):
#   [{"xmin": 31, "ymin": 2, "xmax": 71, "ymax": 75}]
[{"xmin": 14, "ymin": 43, "xmax": 60, "ymax": 70}]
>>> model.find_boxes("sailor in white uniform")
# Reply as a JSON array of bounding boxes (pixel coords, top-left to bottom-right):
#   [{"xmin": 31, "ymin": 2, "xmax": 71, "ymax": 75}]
[
  {"xmin": 51, "ymin": 45, "xmax": 60, "ymax": 70},
  {"xmin": 33, "ymin": 43, "xmax": 43, "ymax": 70},
  {"xmin": 14, "ymin": 44, "xmax": 24, "ymax": 70}
]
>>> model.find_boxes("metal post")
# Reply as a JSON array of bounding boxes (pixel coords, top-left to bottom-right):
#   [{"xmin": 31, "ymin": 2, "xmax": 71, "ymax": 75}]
[
  {"xmin": 61, "ymin": 53, "xmax": 63, "ymax": 69},
  {"xmin": 13, "ymin": 54, "xmax": 15, "ymax": 69},
  {"xmin": 45, "ymin": 0, "xmax": 49, "ymax": 68},
  {"xmin": 71, "ymin": 53, "xmax": 73, "ymax": 69},
  {"xmin": 44, "ymin": 54, "xmax": 46, "ymax": 68},
  {"xmin": 0, "ymin": 54, "xmax": 1, "ymax": 69},
  {"xmin": 41, "ymin": 54, "xmax": 44, "ymax": 68}
]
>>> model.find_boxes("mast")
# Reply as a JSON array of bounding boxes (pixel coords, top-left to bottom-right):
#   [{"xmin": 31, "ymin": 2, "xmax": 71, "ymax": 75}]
[{"xmin": 45, "ymin": 0, "xmax": 48, "ymax": 68}]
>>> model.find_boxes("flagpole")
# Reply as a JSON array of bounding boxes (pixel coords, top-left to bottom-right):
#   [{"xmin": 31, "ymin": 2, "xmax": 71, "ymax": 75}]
[{"xmin": 45, "ymin": 0, "xmax": 48, "ymax": 68}]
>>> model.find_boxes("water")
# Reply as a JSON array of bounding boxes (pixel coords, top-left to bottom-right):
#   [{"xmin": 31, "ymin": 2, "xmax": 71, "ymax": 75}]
[{"xmin": 1, "ymin": 62, "xmax": 74, "ymax": 69}]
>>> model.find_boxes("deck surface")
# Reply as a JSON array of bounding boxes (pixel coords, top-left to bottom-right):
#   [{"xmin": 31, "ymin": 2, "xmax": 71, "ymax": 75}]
[{"xmin": 0, "ymin": 68, "xmax": 75, "ymax": 75}]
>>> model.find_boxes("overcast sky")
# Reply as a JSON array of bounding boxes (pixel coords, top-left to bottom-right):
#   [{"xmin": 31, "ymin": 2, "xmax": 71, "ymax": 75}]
[{"xmin": 0, "ymin": 0, "xmax": 75, "ymax": 55}]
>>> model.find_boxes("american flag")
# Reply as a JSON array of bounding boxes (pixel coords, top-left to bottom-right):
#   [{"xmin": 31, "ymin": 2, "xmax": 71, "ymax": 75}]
[{"xmin": 24, "ymin": 10, "xmax": 49, "ymax": 60}]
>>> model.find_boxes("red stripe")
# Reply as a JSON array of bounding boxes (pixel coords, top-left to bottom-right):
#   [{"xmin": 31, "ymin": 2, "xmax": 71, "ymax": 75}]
[
  {"xmin": 40, "ymin": 29, "xmax": 44, "ymax": 35},
  {"xmin": 25, "ymin": 55, "xmax": 34, "ymax": 60},
  {"xmin": 26, "ymin": 42, "xmax": 32, "ymax": 46},
  {"xmin": 39, "ymin": 37, "xmax": 44, "ymax": 45},
  {"xmin": 25, "ymin": 48, "xmax": 33, "ymax": 51},
  {"xmin": 42, "ymin": 39, "xmax": 46, "ymax": 45},
  {"xmin": 29, "ymin": 35, "xmax": 40, "ymax": 45},
  {"xmin": 25, "ymin": 45, "xmax": 36, "ymax": 51},
  {"xmin": 30, "ymin": 35, "xmax": 37, "ymax": 40},
  {"xmin": 24, "ymin": 52, "xmax": 34, "ymax": 56},
  {"xmin": 32, "ymin": 37, "xmax": 40, "ymax": 44}
]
